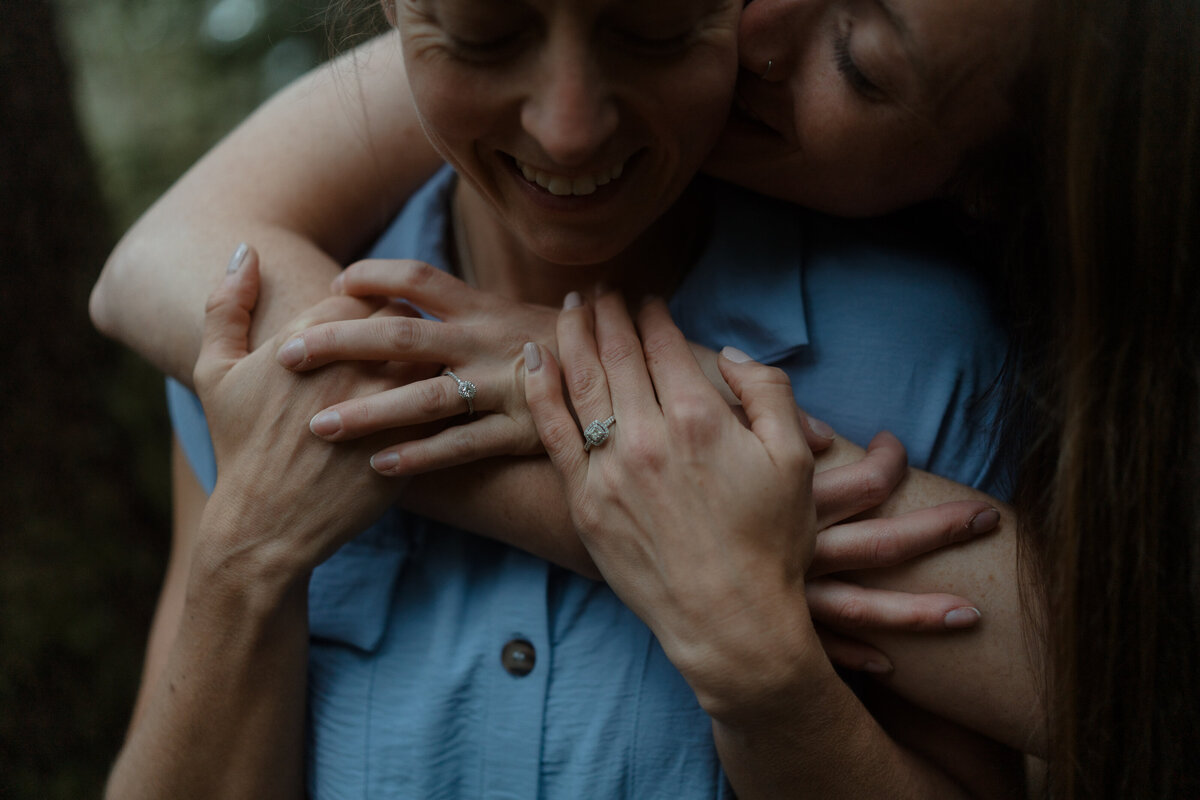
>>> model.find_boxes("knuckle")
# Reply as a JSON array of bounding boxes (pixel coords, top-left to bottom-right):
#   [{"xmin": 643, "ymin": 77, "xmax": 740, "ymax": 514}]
[
  {"xmin": 598, "ymin": 334, "xmax": 642, "ymax": 369},
  {"xmin": 869, "ymin": 524, "xmax": 903, "ymax": 565},
  {"xmin": 414, "ymin": 380, "xmax": 448, "ymax": 417},
  {"xmin": 855, "ymin": 465, "xmax": 893, "ymax": 508},
  {"xmin": 667, "ymin": 394, "xmax": 719, "ymax": 443},
  {"xmin": 399, "ymin": 259, "xmax": 439, "ymax": 291},
  {"xmin": 621, "ymin": 430, "xmax": 665, "ymax": 472},
  {"xmin": 566, "ymin": 361, "xmax": 609, "ymax": 406},
  {"xmin": 385, "ymin": 318, "xmax": 421, "ymax": 352},
  {"xmin": 442, "ymin": 427, "xmax": 479, "ymax": 462},
  {"xmin": 834, "ymin": 596, "xmax": 869, "ymax": 627}
]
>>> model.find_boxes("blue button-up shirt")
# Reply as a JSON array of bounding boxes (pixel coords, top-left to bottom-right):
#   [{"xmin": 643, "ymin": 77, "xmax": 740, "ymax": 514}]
[{"xmin": 169, "ymin": 169, "xmax": 1007, "ymax": 798}]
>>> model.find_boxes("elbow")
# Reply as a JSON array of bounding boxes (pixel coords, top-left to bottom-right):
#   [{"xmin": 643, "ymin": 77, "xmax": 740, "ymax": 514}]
[
  {"xmin": 89, "ymin": 237, "xmax": 137, "ymax": 342},
  {"xmin": 89, "ymin": 265, "xmax": 117, "ymax": 339}
]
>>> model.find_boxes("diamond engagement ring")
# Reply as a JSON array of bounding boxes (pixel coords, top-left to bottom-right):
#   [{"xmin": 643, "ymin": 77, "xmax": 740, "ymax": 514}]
[
  {"xmin": 444, "ymin": 371, "xmax": 477, "ymax": 416},
  {"xmin": 583, "ymin": 416, "xmax": 617, "ymax": 451}
]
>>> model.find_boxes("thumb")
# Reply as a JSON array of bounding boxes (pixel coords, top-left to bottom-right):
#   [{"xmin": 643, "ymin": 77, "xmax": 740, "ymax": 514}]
[{"xmin": 194, "ymin": 243, "xmax": 261, "ymax": 390}]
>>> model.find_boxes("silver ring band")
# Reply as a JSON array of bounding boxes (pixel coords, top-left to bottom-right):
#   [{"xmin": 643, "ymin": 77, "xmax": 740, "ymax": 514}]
[
  {"xmin": 583, "ymin": 416, "xmax": 617, "ymax": 451},
  {"xmin": 444, "ymin": 370, "xmax": 477, "ymax": 416}
]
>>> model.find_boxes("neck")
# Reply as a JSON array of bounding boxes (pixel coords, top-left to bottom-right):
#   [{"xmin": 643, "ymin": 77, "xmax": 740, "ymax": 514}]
[{"xmin": 451, "ymin": 181, "xmax": 705, "ymax": 307}]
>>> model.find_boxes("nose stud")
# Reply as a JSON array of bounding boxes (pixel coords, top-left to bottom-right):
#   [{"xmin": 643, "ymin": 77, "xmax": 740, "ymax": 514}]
[{"xmin": 761, "ymin": 60, "xmax": 774, "ymax": 80}]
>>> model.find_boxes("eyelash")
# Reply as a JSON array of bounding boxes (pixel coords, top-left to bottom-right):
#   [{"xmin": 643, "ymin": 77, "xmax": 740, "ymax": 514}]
[{"xmin": 833, "ymin": 25, "xmax": 884, "ymax": 101}]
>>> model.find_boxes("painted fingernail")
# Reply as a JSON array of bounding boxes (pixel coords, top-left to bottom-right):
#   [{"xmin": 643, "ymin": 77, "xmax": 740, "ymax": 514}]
[
  {"xmin": 806, "ymin": 415, "xmax": 836, "ymax": 440},
  {"xmin": 523, "ymin": 342, "xmax": 542, "ymax": 372},
  {"xmin": 968, "ymin": 508, "xmax": 1001, "ymax": 535},
  {"xmin": 329, "ymin": 273, "xmax": 346, "ymax": 294},
  {"xmin": 370, "ymin": 451, "xmax": 400, "ymax": 473},
  {"xmin": 944, "ymin": 607, "xmax": 982, "ymax": 629},
  {"xmin": 276, "ymin": 338, "xmax": 307, "ymax": 368},
  {"xmin": 720, "ymin": 346, "xmax": 753, "ymax": 363},
  {"xmin": 309, "ymin": 410, "xmax": 342, "ymax": 438},
  {"xmin": 863, "ymin": 659, "xmax": 894, "ymax": 675},
  {"xmin": 563, "ymin": 291, "xmax": 582, "ymax": 310},
  {"xmin": 227, "ymin": 242, "xmax": 249, "ymax": 274}
]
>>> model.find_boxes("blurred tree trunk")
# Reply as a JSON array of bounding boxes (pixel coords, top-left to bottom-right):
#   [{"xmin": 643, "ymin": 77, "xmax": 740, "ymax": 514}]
[{"xmin": 1, "ymin": 2, "xmax": 169, "ymax": 797}]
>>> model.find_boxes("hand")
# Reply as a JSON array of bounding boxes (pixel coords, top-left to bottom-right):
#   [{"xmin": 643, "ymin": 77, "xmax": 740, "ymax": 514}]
[
  {"xmin": 274, "ymin": 259, "xmax": 559, "ymax": 475},
  {"xmin": 525, "ymin": 291, "xmax": 819, "ymax": 718},
  {"xmin": 192, "ymin": 247, "xmax": 409, "ymax": 579}
]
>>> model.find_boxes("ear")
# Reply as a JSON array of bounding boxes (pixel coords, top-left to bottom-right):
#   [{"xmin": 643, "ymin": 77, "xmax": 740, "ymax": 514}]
[{"xmin": 380, "ymin": 0, "xmax": 397, "ymax": 28}]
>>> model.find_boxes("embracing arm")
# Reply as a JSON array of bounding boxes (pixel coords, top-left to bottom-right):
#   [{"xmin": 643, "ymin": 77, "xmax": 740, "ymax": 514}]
[
  {"xmin": 107, "ymin": 447, "xmax": 310, "ymax": 799},
  {"xmin": 89, "ymin": 32, "xmax": 440, "ymax": 385}
]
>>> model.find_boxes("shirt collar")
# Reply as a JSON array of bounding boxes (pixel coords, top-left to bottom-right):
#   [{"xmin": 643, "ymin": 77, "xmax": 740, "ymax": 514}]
[
  {"xmin": 669, "ymin": 182, "xmax": 809, "ymax": 364},
  {"xmin": 368, "ymin": 168, "xmax": 810, "ymax": 363}
]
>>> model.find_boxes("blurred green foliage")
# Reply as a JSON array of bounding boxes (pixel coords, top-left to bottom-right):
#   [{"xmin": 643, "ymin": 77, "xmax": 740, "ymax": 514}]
[{"xmin": 2, "ymin": 1, "xmax": 385, "ymax": 796}]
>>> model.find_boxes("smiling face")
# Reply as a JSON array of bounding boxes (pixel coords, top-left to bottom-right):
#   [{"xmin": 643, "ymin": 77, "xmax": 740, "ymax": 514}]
[
  {"xmin": 396, "ymin": 0, "xmax": 740, "ymax": 268},
  {"xmin": 705, "ymin": 0, "xmax": 1033, "ymax": 216}
]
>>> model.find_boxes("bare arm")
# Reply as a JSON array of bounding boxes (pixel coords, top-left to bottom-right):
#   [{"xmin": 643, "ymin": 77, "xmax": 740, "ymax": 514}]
[
  {"xmin": 89, "ymin": 32, "xmax": 440, "ymax": 385},
  {"xmin": 107, "ymin": 447, "xmax": 310, "ymax": 799}
]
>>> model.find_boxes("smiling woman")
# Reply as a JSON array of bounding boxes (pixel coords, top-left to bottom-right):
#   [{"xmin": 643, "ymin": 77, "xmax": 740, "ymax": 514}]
[{"xmin": 395, "ymin": 0, "xmax": 740, "ymax": 289}]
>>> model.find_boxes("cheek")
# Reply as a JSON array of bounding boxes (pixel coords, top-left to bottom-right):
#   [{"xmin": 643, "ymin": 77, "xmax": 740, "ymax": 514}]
[{"xmin": 407, "ymin": 66, "xmax": 504, "ymax": 161}]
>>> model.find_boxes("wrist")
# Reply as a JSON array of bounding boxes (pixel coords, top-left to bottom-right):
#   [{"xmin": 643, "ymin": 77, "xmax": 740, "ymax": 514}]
[
  {"xmin": 191, "ymin": 487, "xmax": 313, "ymax": 609},
  {"xmin": 677, "ymin": 598, "xmax": 831, "ymax": 726}
]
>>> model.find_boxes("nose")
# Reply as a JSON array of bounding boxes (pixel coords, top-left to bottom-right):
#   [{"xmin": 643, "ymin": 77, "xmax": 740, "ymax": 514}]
[
  {"xmin": 739, "ymin": 0, "xmax": 811, "ymax": 83},
  {"xmin": 521, "ymin": 43, "xmax": 618, "ymax": 165}
]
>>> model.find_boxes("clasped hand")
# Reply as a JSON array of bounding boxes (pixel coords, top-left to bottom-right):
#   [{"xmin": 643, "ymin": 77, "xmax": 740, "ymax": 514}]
[{"xmin": 260, "ymin": 256, "xmax": 997, "ymax": 669}]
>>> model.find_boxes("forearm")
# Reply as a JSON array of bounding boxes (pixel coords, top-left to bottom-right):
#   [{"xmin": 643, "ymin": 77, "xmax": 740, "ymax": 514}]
[
  {"xmin": 90, "ymin": 33, "xmax": 437, "ymax": 385},
  {"xmin": 814, "ymin": 440, "xmax": 1043, "ymax": 755},
  {"xmin": 712, "ymin": 655, "xmax": 979, "ymax": 799},
  {"xmin": 107, "ymin": 519, "xmax": 310, "ymax": 799}
]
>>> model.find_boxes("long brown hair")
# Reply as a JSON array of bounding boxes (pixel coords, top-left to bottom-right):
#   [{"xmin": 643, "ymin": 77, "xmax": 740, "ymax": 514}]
[{"xmin": 1011, "ymin": 0, "xmax": 1200, "ymax": 795}]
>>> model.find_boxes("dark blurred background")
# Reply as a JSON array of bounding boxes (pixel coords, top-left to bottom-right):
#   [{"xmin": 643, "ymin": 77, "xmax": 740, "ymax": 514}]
[{"xmin": 1, "ymin": 1, "xmax": 361, "ymax": 795}]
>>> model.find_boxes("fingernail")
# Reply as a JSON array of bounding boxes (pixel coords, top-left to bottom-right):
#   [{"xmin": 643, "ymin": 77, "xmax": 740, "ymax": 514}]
[
  {"xmin": 329, "ymin": 273, "xmax": 345, "ymax": 294},
  {"xmin": 227, "ymin": 242, "xmax": 249, "ymax": 274},
  {"xmin": 968, "ymin": 508, "xmax": 1000, "ymax": 535},
  {"xmin": 276, "ymin": 337, "xmax": 307, "ymax": 368},
  {"xmin": 944, "ymin": 607, "xmax": 982, "ymax": 629},
  {"xmin": 863, "ymin": 659, "xmax": 893, "ymax": 675},
  {"xmin": 309, "ymin": 410, "xmax": 342, "ymax": 438},
  {"xmin": 563, "ymin": 291, "xmax": 582, "ymax": 310},
  {"xmin": 806, "ymin": 415, "xmax": 836, "ymax": 440},
  {"xmin": 370, "ymin": 451, "xmax": 400, "ymax": 473},
  {"xmin": 523, "ymin": 342, "xmax": 542, "ymax": 372},
  {"xmin": 720, "ymin": 346, "xmax": 753, "ymax": 363}
]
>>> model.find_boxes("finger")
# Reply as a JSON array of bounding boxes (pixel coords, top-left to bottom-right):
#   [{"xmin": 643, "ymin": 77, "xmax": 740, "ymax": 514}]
[
  {"xmin": 799, "ymin": 413, "xmax": 837, "ymax": 454},
  {"xmin": 368, "ymin": 414, "xmax": 531, "ymax": 476},
  {"xmin": 556, "ymin": 293, "xmax": 614, "ymax": 432},
  {"xmin": 815, "ymin": 627, "xmax": 894, "ymax": 675},
  {"xmin": 807, "ymin": 578, "xmax": 982, "ymax": 632},
  {"xmin": 277, "ymin": 316, "xmax": 474, "ymax": 371},
  {"xmin": 716, "ymin": 346, "xmax": 808, "ymax": 465},
  {"xmin": 281, "ymin": 295, "xmax": 384, "ymax": 338},
  {"xmin": 524, "ymin": 341, "xmax": 590, "ymax": 487},
  {"xmin": 809, "ymin": 501, "xmax": 1000, "ymax": 577},
  {"xmin": 332, "ymin": 259, "xmax": 488, "ymax": 319},
  {"xmin": 309, "ymin": 373, "xmax": 488, "ymax": 441},
  {"xmin": 592, "ymin": 291, "xmax": 659, "ymax": 424},
  {"xmin": 194, "ymin": 245, "xmax": 261, "ymax": 388},
  {"xmin": 812, "ymin": 431, "xmax": 908, "ymax": 528},
  {"xmin": 633, "ymin": 298, "xmax": 723, "ymax": 412}
]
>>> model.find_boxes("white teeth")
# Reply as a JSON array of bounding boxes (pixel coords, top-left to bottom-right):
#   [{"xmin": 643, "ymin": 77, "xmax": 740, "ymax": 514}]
[{"xmin": 514, "ymin": 157, "xmax": 628, "ymax": 196}]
